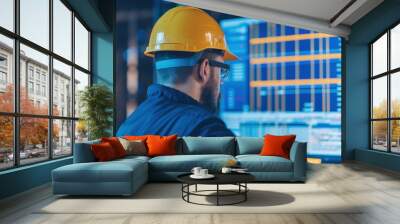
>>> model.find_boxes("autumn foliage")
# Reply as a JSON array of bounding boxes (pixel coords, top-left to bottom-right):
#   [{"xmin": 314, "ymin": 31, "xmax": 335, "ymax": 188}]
[
  {"xmin": 0, "ymin": 84, "xmax": 59, "ymax": 151},
  {"xmin": 372, "ymin": 99, "xmax": 400, "ymax": 142}
]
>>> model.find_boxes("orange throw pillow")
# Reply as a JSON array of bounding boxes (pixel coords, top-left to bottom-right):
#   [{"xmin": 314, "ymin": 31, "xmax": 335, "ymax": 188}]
[
  {"xmin": 91, "ymin": 142, "xmax": 117, "ymax": 161},
  {"xmin": 146, "ymin": 135, "xmax": 177, "ymax": 157},
  {"xmin": 260, "ymin": 134, "xmax": 296, "ymax": 159},
  {"xmin": 124, "ymin": 135, "xmax": 148, "ymax": 141},
  {"xmin": 101, "ymin": 137, "xmax": 127, "ymax": 158}
]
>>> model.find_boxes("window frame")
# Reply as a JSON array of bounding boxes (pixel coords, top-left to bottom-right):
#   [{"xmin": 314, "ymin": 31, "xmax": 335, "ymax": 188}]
[
  {"xmin": 370, "ymin": 21, "xmax": 400, "ymax": 154},
  {"xmin": 0, "ymin": 0, "xmax": 92, "ymax": 171}
]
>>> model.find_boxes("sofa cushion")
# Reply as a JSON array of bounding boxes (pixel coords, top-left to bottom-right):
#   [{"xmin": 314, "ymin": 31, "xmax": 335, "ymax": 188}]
[
  {"xmin": 236, "ymin": 155, "xmax": 293, "ymax": 172},
  {"xmin": 149, "ymin": 154, "xmax": 235, "ymax": 172},
  {"xmin": 53, "ymin": 158, "xmax": 148, "ymax": 183},
  {"xmin": 260, "ymin": 134, "xmax": 296, "ymax": 159},
  {"xmin": 90, "ymin": 142, "xmax": 118, "ymax": 162},
  {"xmin": 101, "ymin": 137, "xmax": 127, "ymax": 158},
  {"xmin": 118, "ymin": 138, "xmax": 147, "ymax": 156},
  {"xmin": 236, "ymin": 137, "xmax": 263, "ymax": 155},
  {"xmin": 147, "ymin": 135, "xmax": 177, "ymax": 157},
  {"xmin": 181, "ymin": 137, "xmax": 235, "ymax": 155}
]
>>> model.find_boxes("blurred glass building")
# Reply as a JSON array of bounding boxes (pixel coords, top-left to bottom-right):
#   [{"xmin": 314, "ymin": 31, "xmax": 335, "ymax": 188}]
[{"xmin": 220, "ymin": 18, "xmax": 342, "ymax": 163}]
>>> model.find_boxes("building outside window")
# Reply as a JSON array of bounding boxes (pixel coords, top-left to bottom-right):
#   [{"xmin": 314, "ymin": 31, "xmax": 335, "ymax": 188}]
[
  {"xmin": 41, "ymin": 73, "xmax": 46, "ymax": 83},
  {"xmin": 41, "ymin": 85, "xmax": 46, "ymax": 97},
  {"xmin": 0, "ymin": 54, "xmax": 7, "ymax": 89},
  {"xmin": 0, "ymin": 71, "xmax": 6, "ymax": 82},
  {"xmin": 35, "ymin": 70, "xmax": 40, "ymax": 81},
  {"xmin": 35, "ymin": 83, "xmax": 40, "ymax": 95},
  {"xmin": 0, "ymin": 54, "xmax": 7, "ymax": 67},
  {"xmin": 28, "ymin": 81, "xmax": 34, "ymax": 94},
  {"xmin": 28, "ymin": 66, "xmax": 34, "ymax": 79}
]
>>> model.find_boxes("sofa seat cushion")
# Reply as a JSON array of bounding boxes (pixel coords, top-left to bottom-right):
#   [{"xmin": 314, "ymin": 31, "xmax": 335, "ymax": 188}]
[
  {"xmin": 236, "ymin": 155, "xmax": 293, "ymax": 172},
  {"xmin": 149, "ymin": 154, "xmax": 235, "ymax": 172},
  {"xmin": 116, "ymin": 155, "xmax": 150, "ymax": 163},
  {"xmin": 53, "ymin": 158, "xmax": 147, "ymax": 183}
]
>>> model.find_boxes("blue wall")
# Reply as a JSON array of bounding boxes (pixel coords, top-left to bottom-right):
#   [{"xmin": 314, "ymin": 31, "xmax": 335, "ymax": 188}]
[
  {"xmin": 92, "ymin": 33, "xmax": 114, "ymax": 88},
  {"xmin": 345, "ymin": 0, "xmax": 400, "ymax": 171},
  {"xmin": 0, "ymin": 1, "xmax": 114, "ymax": 200},
  {"xmin": 0, "ymin": 158, "xmax": 72, "ymax": 199}
]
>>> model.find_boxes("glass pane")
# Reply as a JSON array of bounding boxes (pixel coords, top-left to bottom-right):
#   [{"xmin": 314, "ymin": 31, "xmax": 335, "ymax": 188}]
[
  {"xmin": 391, "ymin": 24, "xmax": 400, "ymax": 70},
  {"xmin": 391, "ymin": 72, "xmax": 400, "ymax": 118},
  {"xmin": 53, "ymin": 0, "xmax": 72, "ymax": 60},
  {"xmin": 74, "ymin": 17, "xmax": 89, "ymax": 70},
  {"xmin": 372, "ymin": 121, "xmax": 388, "ymax": 151},
  {"xmin": 20, "ymin": 44, "xmax": 49, "ymax": 115},
  {"xmin": 20, "ymin": 117, "xmax": 49, "ymax": 165},
  {"xmin": 53, "ymin": 59, "xmax": 72, "ymax": 117},
  {"xmin": 372, "ymin": 77, "xmax": 387, "ymax": 119},
  {"xmin": 53, "ymin": 119, "xmax": 72, "ymax": 157},
  {"xmin": 20, "ymin": 0, "xmax": 49, "ymax": 49},
  {"xmin": 0, "ymin": 116, "xmax": 14, "ymax": 170},
  {"xmin": 0, "ymin": 34, "xmax": 14, "ymax": 112},
  {"xmin": 372, "ymin": 33, "xmax": 387, "ymax": 76},
  {"xmin": 391, "ymin": 120, "xmax": 400, "ymax": 153},
  {"xmin": 74, "ymin": 69, "xmax": 89, "ymax": 118},
  {"xmin": 0, "ymin": 0, "xmax": 14, "ymax": 31},
  {"xmin": 75, "ymin": 120, "xmax": 88, "ymax": 143}
]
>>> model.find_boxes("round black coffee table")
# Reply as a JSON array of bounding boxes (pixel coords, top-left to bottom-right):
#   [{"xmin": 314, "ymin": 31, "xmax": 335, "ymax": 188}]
[{"xmin": 177, "ymin": 173, "xmax": 255, "ymax": 206}]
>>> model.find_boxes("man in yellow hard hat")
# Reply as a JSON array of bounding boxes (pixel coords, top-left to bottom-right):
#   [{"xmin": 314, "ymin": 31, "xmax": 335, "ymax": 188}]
[{"xmin": 117, "ymin": 6, "xmax": 238, "ymax": 137}]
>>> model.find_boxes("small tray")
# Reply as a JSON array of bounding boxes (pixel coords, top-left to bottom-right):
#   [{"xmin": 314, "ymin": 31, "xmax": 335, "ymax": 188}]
[{"xmin": 190, "ymin": 174, "xmax": 215, "ymax": 179}]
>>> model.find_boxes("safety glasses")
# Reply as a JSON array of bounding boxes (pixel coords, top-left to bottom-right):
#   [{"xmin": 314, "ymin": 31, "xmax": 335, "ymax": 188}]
[{"xmin": 208, "ymin": 60, "xmax": 230, "ymax": 79}]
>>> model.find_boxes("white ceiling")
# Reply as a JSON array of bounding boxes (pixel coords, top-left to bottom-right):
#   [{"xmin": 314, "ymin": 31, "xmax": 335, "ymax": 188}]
[{"xmin": 166, "ymin": 0, "xmax": 384, "ymax": 38}]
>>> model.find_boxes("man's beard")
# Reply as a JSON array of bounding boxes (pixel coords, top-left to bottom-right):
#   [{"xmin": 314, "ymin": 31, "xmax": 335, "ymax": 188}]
[{"xmin": 200, "ymin": 81, "xmax": 220, "ymax": 114}]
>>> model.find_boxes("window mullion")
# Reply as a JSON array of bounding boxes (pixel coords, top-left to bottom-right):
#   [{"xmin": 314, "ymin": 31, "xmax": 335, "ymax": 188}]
[
  {"xmin": 13, "ymin": 0, "xmax": 21, "ymax": 167},
  {"xmin": 48, "ymin": 0, "xmax": 54, "ymax": 160},
  {"xmin": 388, "ymin": 29, "xmax": 391, "ymax": 152},
  {"xmin": 71, "ymin": 10, "xmax": 76, "ymax": 155}
]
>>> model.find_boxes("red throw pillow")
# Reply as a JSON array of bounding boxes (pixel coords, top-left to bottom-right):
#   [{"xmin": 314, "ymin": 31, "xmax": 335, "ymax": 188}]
[
  {"xmin": 101, "ymin": 137, "xmax": 127, "ymax": 158},
  {"xmin": 91, "ymin": 142, "xmax": 118, "ymax": 161},
  {"xmin": 260, "ymin": 134, "xmax": 296, "ymax": 159},
  {"xmin": 146, "ymin": 135, "xmax": 177, "ymax": 157}
]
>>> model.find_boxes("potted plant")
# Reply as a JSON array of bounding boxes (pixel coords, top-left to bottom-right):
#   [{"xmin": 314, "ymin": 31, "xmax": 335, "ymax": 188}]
[{"xmin": 79, "ymin": 84, "xmax": 113, "ymax": 140}]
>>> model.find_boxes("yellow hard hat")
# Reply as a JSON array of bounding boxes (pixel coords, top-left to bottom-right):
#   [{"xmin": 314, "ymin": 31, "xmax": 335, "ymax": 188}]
[{"xmin": 144, "ymin": 6, "xmax": 238, "ymax": 61}]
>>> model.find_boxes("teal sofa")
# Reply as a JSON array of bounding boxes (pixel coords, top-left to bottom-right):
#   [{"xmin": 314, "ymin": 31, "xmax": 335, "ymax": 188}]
[{"xmin": 52, "ymin": 137, "xmax": 307, "ymax": 196}]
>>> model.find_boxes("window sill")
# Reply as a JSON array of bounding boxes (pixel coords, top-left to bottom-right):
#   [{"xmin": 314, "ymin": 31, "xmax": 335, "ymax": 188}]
[{"xmin": 0, "ymin": 156, "xmax": 72, "ymax": 176}]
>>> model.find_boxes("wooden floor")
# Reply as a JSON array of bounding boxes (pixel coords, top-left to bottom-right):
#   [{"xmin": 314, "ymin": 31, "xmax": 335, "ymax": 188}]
[{"xmin": 1, "ymin": 162, "xmax": 400, "ymax": 224}]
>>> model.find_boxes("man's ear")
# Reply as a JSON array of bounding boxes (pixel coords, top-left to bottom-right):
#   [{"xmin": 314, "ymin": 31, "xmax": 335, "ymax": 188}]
[{"xmin": 196, "ymin": 58, "xmax": 210, "ymax": 84}]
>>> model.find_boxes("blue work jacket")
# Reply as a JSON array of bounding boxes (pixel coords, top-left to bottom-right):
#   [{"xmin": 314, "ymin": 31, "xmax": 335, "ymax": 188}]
[{"xmin": 116, "ymin": 84, "xmax": 235, "ymax": 137}]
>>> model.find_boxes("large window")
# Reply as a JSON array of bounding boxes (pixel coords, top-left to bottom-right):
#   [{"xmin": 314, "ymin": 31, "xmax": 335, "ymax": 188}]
[
  {"xmin": 0, "ymin": 0, "xmax": 91, "ymax": 170},
  {"xmin": 370, "ymin": 23, "xmax": 400, "ymax": 153}
]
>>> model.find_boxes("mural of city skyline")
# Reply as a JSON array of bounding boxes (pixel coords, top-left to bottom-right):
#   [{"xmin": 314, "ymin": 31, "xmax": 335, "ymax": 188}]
[{"xmin": 219, "ymin": 18, "xmax": 342, "ymax": 163}]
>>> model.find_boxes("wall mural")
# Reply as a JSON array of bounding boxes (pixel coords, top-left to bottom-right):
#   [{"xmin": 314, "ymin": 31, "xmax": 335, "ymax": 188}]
[{"xmin": 115, "ymin": 3, "xmax": 342, "ymax": 163}]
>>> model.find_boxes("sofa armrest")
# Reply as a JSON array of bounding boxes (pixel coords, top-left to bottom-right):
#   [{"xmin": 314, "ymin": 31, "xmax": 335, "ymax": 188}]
[
  {"xmin": 73, "ymin": 140, "xmax": 100, "ymax": 163},
  {"xmin": 289, "ymin": 142, "xmax": 307, "ymax": 181}
]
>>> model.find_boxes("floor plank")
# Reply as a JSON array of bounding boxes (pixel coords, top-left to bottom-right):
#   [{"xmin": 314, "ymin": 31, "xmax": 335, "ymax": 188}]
[{"xmin": 1, "ymin": 162, "xmax": 400, "ymax": 224}]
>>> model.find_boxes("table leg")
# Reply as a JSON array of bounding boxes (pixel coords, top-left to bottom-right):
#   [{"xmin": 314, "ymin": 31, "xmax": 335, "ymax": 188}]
[
  {"xmin": 187, "ymin": 184, "xmax": 190, "ymax": 202},
  {"xmin": 195, "ymin": 184, "xmax": 197, "ymax": 192},
  {"xmin": 181, "ymin": 184, "xmax": 183, "ymax": 199},
  {"xmin": 217, "ymin": 184, "xmax": 219, "ymax": 206},
  {"xmin": 245, "ymin": 183, "xmax": 247, "ymax": 201}
]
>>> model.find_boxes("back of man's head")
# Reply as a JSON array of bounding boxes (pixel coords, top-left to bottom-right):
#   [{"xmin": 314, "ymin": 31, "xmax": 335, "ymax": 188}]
[{"xmin": 154, "ymin": 49, "xmax": 224, "ymax": 85}]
